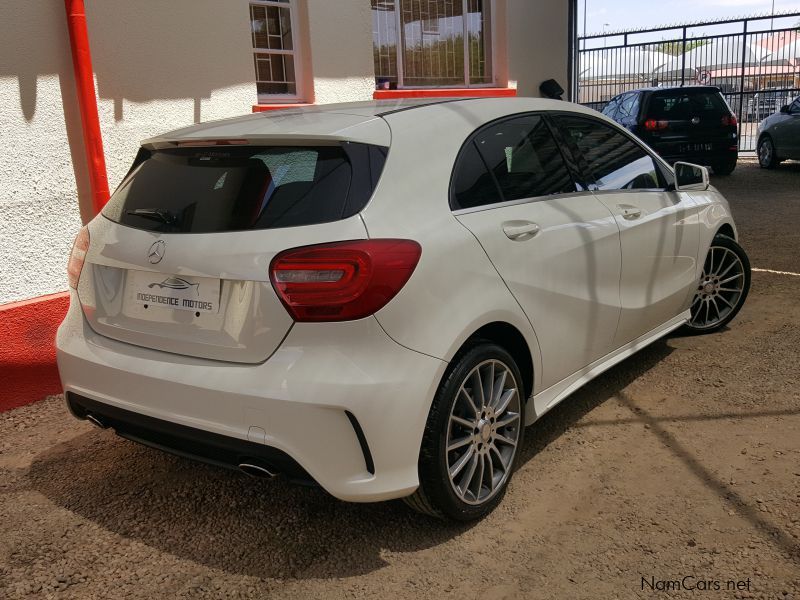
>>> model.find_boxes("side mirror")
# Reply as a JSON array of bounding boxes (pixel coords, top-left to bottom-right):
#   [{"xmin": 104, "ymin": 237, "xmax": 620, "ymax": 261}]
[
  {"xmin": 674, "ymin": 162, "xmax": 709, "ymax": 191},
  {"xmin": 780, "ymin": 104, "xmax": 790, "ymax": 113}
]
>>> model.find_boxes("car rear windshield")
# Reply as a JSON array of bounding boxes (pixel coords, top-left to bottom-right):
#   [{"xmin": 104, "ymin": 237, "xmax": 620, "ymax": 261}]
[
  {"xmin": 646, "ymin": 90, "xmax": 730, "ymax": 120},
  {"xmin": 102, "ymin": 143, "xmax": 387, "ymax": 233}
]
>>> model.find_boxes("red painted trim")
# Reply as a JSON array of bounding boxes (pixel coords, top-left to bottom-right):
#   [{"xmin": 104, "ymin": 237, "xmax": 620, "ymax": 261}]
[
  {"xmin": 65, "ymin": 0, "xmax": 109, "ymax": 217},
  {"xmin": 373, "ymin": 88, "xmax": 516, "ymax": 100},
  {"xmin": 0, "ymin": 292, "xmax": 69, "ymax": 412},
  {"xmin": 252, "ymin": 103, "xmax": 313, "ymax": 112}
]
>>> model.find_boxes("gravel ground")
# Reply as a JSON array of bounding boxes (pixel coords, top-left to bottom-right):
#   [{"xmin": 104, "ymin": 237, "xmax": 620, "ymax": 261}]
[{"xmin": 1, "ymin": 159, "xmax": 799, "ymax": 600}]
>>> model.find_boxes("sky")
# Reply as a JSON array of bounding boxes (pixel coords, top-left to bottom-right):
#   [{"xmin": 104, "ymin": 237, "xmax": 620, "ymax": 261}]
[{"xmin": 579, "ymin": 0, "xmax": 800, "ymax": 36}]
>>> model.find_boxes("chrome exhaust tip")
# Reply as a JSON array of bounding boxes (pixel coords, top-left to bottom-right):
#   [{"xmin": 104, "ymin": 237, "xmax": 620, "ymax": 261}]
[
  {"xmin": 238, "ymin": 462, "xmax": 278, "ymax": 478},
  {"xmin": 85, "ymin": 414, "xmax": 108, "ymax": 429}
]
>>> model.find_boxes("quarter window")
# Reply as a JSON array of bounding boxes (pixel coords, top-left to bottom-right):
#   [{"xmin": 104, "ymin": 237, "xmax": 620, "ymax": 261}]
[
  {"xmin": 371, "ymin": 0, "xmax": 493, "ymax": 89},
  {"xmin": 452, "ymin": 115, "xmax": 576, "ymax": 209},
  {"xmin": 557, "ymin": 117, "xmax": 662, "ymax": 191},
  {"xmin": 250, "ymin": 0, "xmax": 299, "ymax": 101}
]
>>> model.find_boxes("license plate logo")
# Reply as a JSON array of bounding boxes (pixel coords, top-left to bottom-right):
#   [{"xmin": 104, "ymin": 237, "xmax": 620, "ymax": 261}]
[{"xmin": 128, "ymin": 271, "xmax": 220, "ymax": 313}]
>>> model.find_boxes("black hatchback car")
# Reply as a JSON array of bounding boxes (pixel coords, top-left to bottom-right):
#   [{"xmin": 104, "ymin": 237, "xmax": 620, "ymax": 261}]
[{"xmin": 602, "ymin": 86, "xmax": 739, "ymax": 175}]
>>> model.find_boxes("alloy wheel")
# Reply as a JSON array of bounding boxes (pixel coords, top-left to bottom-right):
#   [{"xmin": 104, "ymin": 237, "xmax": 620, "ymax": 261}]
[
  {"xmin": 446, "ymin": 359, "xmax": 521, "ymax": 505},
  {"xmin": 758, "ymin": 139, "xmax": 773, "ymax": 167},
  {"xmin": 689, "ymin": 245, "xmax": 746, "ymax": 330}
]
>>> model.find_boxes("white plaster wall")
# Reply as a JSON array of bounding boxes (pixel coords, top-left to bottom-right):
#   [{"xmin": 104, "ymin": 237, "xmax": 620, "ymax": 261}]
[
  {"xmin": 305, "ymin": 0, "xmax": 375, "ymax": 104},
  {"xmin": 506, "ymin": 0, "xmax": 571, "ymax": 97},
  {"xmin": 0, "ymin": 0, "xmax": 259, "ymax": 304},
  {"xmin": 0, "ymin": 74, "xmax": 84, "ymax": 305}
]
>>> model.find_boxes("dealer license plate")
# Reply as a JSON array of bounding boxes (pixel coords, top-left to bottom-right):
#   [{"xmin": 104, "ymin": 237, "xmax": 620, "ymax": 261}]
[{"xmin": 127, "ymin": 270, "xmax": 221, "ymax": 314}]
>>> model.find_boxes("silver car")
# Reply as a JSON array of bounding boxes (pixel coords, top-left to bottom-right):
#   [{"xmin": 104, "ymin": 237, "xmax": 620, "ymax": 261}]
[{"xmin": 757, "ymin": 96, "xmax": 800, "ymax": 168}]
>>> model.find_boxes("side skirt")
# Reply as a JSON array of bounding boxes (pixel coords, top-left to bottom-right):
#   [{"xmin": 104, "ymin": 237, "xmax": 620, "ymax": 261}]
[{"xmin": 524, "ymin": 310, "xmax": 690, "ymax": 426}]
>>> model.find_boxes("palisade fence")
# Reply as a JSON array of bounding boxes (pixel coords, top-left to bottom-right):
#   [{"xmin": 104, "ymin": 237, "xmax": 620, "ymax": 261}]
[{"xmin": 576, "ymin": 12, "xmax": 800, "ymax": 152}]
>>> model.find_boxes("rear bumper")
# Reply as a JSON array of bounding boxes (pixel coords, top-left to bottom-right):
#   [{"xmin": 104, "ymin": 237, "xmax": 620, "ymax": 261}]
[{"xmin": 56, "ymin": 291, "xmax": 447, "ymax": 502}]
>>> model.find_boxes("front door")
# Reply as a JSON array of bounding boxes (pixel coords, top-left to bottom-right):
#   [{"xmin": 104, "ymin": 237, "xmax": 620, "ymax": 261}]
[
  {"xmin": 555, "ymin": 115, "xmax": 700, "ymax": 347},
  {"xmin": 773, "ymin": 98, "xmax": 800, "ymax": 159}
]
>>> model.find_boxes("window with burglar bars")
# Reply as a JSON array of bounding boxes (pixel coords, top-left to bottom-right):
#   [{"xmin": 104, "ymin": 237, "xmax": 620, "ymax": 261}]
[
  {"xmin": 372, "ymin": 0, "xmax": 494, "ymax": 89},
  {"xmin": 250, "ymin": 0, "xmax": 298, "ymax": 100}
]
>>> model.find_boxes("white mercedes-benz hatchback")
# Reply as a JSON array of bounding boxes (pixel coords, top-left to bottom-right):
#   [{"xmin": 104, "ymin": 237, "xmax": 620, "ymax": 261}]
[{"xmin": 57, "ymin": 98, "xmax": 750, "ymax": 520}]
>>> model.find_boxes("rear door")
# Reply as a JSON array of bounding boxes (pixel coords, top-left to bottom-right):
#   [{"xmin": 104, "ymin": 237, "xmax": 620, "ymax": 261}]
[
  {"xmin": 556, "ymin": 115, "xmax": 700, "ymax": 347},
  {"xmin": 79, "ymin": 142, "xmax": 386, "ymax": 363},
  {"xmin": 452, "ymin": 114, "xmax": 622, "ymax": 391}
]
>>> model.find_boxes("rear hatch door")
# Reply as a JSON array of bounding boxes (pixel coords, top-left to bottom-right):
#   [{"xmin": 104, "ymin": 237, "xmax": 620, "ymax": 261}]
[
  {"xmin": 640, "ymin": 89, "xmax": 735, "ymax": 156},
  {"xmin": 78, "ymin": 141, "xmax": 386, "ymax": 363}
]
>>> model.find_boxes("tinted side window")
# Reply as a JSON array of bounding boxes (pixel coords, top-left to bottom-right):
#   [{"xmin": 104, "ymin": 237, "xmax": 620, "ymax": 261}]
[
  {"xmin": 558, "ymin": 116, "xmax": 661, "ymax": 191},
  {"xmin": 475, "ymin": 116, "xmax": 575, "ymax": 201},
  {"xmin": 451, "ymin": 141, "xmax": 501, "ymax": 209},
  {"xmin": 451, "ymin": 115, "xmax": 576, "ymax": 209}
]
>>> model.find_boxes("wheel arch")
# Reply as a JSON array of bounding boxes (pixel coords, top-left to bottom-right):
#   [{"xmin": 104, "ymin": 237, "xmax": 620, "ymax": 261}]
[
  {"xmin": 453, "ymin": 321, "xmax": 535, "ymax": 400},
  {"xmin": 716, "ymin": 223, "xmax": 736, "ymax": 240}
]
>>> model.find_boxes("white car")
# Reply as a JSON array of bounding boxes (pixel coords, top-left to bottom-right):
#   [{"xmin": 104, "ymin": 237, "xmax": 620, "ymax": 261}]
[{"xmin": 57, "ymin": 98, "xmax": 751, "ymax": 521}]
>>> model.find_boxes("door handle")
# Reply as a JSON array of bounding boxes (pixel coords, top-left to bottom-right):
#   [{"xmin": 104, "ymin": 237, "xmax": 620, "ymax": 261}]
[
  {"xmin": 502, "ymin": 221, "xmax": 541, "ymax": 240},
  {"xmin": 618, "ymin": 204, "xmax": 643, "ymax": 220}
]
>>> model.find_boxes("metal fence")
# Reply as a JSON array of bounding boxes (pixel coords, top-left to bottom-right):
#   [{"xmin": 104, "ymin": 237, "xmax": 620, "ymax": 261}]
[{"xmin": 576, "ymin": 12, "xmax": 800, "ymax": 152}]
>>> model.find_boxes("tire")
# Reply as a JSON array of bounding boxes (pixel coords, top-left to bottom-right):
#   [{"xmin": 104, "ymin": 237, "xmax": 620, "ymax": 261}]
[
  {"xmin": 757, "ymin": 136, "xmax": 780, "ymax": 169},
  {"xmin": 683, "ymin": 234, "xmax": 751, "ymax": 334},
  {"xmin": 404, "ymin": 342, "xmax": 526, "ymax": 521},
  {"xmin": 711, "ymin": 156, "xmax": 737, "ymax": 176}
]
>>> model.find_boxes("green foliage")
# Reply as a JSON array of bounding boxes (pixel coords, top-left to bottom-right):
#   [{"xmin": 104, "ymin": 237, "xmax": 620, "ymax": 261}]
[{"xmin": 655, "ymin": 39, "xmax": 710, "ymax": 56}]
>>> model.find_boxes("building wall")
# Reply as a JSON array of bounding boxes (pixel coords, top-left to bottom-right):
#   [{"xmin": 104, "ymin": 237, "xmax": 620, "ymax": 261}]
[
  {"xmin": 0, "ymin": 0, "xmax": 258, "ymax": 304},
  {"xmin": 305, "ymin": 0, "xmax": 376, "ymax": 104},
  {"xmin": 0, "ymin": 0, "xmax": 573, "ymax": 306},
  {"xmin": 506, "ymin": 0, "xmax": 571, "ymax": 97}
]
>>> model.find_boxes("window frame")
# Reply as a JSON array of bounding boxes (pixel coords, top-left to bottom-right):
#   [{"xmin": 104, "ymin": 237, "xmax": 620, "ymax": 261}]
[
  {"xmin": 552, "ymin": 112, "xmax": 675, "ymax": 194},
  {"xmin": 250, "ymin": 0, "xmax": 304, "ymax": 103},
  {"xmin": 449, "ymin": 112, "xmax": 588, "ymax": 213},
  {"xmin": 375, "ymin": 0, "xmax": 497, "ymax": 90}
]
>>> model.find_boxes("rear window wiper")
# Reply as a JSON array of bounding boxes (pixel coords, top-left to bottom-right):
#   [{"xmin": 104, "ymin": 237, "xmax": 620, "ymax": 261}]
[{"xmin": 126, "ymin": 208, "xmax": 180, "ymax": 226}]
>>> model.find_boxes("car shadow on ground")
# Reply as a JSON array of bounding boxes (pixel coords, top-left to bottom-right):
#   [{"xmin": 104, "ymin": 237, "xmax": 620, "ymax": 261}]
[{"xmin": 28, "ymin": 340, "xmax": 675, "ymax": 581}]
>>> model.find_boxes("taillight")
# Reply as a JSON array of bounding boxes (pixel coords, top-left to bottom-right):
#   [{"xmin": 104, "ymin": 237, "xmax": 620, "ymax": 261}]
[
  {"xmin": 269, "ymin": 239, "xmax": 422, "ymax": 322},
  {"xmin": 67, "ymin": 226, "xmax": 90, "ymax": 289},
  {"xmin": 721, "ymin": 114, "xmax": 737, "ymax": 127},
  {"xmin": 644, "ymin": 119, "xmax": 668, "ymax": 131}
]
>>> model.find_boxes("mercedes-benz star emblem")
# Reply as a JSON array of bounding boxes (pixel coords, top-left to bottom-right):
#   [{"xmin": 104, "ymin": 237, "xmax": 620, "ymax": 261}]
[{"xmin": 148, "ymin": 240, "xmax": 166, "ymax": 264}]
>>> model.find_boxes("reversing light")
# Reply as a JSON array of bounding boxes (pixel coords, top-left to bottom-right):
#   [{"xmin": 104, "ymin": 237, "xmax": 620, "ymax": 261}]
[
  {"xmin": 269, "ymin": 239, "xmax": 422, "ymax": 322},
  {"xmin": 67, "ymin": 226, "xmax": 90, "ymax": 289}
]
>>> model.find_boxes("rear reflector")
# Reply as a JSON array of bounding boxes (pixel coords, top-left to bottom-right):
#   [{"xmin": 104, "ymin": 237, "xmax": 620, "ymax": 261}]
[
  {"xmin": 270, "ymin": 240, "xmax": 422, "ymax": 322},
  {"xmin": 67, "ymin": 226, "xmax": 90, "ymax": 289}
]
